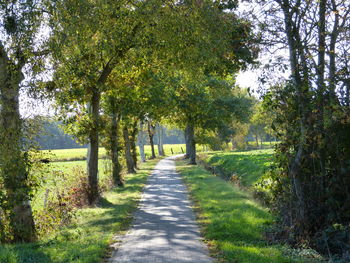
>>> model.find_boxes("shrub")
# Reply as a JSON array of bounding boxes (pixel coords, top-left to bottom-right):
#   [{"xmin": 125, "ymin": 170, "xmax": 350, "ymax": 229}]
[{"xmin": 34, "ymin": 167, "xmax": 93, "ymax": 237}]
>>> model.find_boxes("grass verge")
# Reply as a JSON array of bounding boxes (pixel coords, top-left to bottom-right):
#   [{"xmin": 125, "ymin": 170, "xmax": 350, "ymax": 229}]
[
  {"xmin": 176, "ymin": 159, "xmax": 314, "ymax": 263},
  {"xmin": 0, "ymin": 158, "xmax": 160, "ymax": 263},
  {"xmin": 199, "ymin": 149, "xmax": 274, "ymax": 188}
]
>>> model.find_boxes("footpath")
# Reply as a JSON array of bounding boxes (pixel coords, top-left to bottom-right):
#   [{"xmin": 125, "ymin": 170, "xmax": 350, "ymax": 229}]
[{"xmin": 110, "ymin": 155, "xmax": 213, "ymax": 263}]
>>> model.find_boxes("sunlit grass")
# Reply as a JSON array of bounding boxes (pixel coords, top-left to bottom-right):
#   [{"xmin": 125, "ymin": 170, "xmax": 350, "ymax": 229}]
[
  {"xmin": 200, "ymin": 149, "xmax": 274, "ymax": 187},
  {"xmin": 31, "ymin": 159, "xmax": 111, "ymax": 210},
  {"xmin": 176, "ymin": 160, "xmax": 308, "ymax": 263},
  {"xmin": 42, "ymin": 144, "xmax": 186, "ymax": 162},
  {"xmin": 0, "ymin": 159, "xmax": 159, "ymax": 263}
]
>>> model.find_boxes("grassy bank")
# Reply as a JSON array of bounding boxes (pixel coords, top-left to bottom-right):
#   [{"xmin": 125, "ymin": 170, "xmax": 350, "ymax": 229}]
[
  {"xmin": 176, "ymin": 159, "xmax": 313, "ymax": 263},
  {"xmin": 0, "ymin": 158, "xmax": 159, "ymax": 263},
  {"xmin": 200, "ymin": 149, "xmax": 274, "ymax": 188}
]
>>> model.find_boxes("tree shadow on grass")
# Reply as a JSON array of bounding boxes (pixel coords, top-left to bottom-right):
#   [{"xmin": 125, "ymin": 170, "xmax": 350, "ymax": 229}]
[
  {"xmin": 0, "ymin": 171, "xmax": 150, "ymax": 263},
  {"xmin": 0, "ymin": 244, "xmax": 53, "ymax": 263}
]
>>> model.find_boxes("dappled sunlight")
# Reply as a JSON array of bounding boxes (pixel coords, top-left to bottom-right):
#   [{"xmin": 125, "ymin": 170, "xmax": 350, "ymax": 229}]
[
  {"xmin": 111, "ymin": 156, "xmax": 212, "ymax": 263},
  {"xmin": 0, "ymin": 160, "xmax": 158, "ymax": 263}
]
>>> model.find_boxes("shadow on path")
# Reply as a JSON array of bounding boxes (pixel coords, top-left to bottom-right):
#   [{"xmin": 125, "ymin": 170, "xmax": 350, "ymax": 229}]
[{"xmin": 110, "ymin": 156, "xmax": 212, "ymax": 263}]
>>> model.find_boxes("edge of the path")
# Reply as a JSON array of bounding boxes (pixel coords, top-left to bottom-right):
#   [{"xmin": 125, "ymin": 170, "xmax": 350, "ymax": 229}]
[
  {"xmin": 175, "ymin": 158, "xmax": 323, "ymax": 263},
  {"xmin": 107, "ymin": 156, "xmax": 170, "ymax": 261}
]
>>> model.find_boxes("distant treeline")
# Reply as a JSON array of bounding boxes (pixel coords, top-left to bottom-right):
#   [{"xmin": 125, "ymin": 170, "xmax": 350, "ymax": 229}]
[
  {"xmin": 36, "ymin": 120, "xmax": 185, "ymax": 150},
  {"xmin": 36, "ymin": 121, "xmax": 86, "ymax": 150}
]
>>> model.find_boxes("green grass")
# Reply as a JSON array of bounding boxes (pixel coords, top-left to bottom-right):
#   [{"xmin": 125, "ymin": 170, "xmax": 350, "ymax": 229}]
[
  {"xmin": 0, "ymin": 158, "xmax": 160, "ymax": 263},
  {"xmin": 246, "ymin": 141, "xmax": 278, "ymax": 149},
  {"xmin": 33, "ymin": 144, "xmax": 186, "ymax": 211},
  {"xmin": 43, "ymin": 144, "xmax": 185, "ymax": 162},
  {"xmin": 31, "ymin": 159, "xmax": 112, "ymax": 210},
  {"xmin": 176, "ymin": 160, "xmax": 308, "ymax": 263},
  {"xmin": 200, "ymin": 149, "xmax": 274, "ymax": 188},
  {"xmin": 42, "ymin": 148, "xmax": 100, "ymax": 162}
]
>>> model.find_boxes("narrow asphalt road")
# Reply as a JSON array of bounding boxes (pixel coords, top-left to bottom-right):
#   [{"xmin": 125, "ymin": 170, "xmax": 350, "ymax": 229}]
[{"xmin": 110, "ymin": 155, "xmax": 213, "ymax": 263}]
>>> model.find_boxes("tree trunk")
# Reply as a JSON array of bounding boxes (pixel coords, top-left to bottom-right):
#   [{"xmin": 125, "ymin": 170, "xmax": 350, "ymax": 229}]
[
  {"xmin": 123, "ymin": 126, "xmax": 136, "ymax": 173},
  {"xmin": 280, "ymin": 2, "xmax": 309, "ymax": 228},
  {"xmin": 87, "ymin": 89, "xmax": 100, "ymax": 205},
  {"xmin": 184, "ymin": 125, "xmax": 190, "ymax": 159},
  {"xmin": 138, "ymin": 122, "xmax": 146, "ymax": 162},
  {"xmin": 110, "ymin": 111, "xmax": 123, "ymax": 187},
  {"xmin": 0, "ymin": 46, "xmax": 36, "ymax": 242},
  {"xmin": 160, "ymin": 126, "xmax": 165, "ymax": 155},
  {"xmin": 231, "ymin": 138, "xmax": 236, "ymax": 150},
  {"xmin": 316, "ymin": 0, "xmax": 327, "ymax": 180},
  {"xmin": 147, "ymin": 121, "xmax": 156, "ymax": 159},
  {"xmin": 346, "ymin": 81, "xmax": 350, "ymax": 107},
  {"xmin": 186, "ymin": 123, "xmax": 196, "ymax": 165},
  {"xmin": 130, "ymin": 120, "xmax": 138, "ymax": 170},
  {"xmin": 156, "ymin": 123, "xmax": 165, "ymax": 156}
]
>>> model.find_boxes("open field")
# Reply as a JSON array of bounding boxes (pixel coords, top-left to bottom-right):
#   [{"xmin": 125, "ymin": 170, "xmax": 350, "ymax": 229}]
[
  {"xmin": 176, "ymin": 159, "xmax": 320, "ymax": 263},
  {"xmin": 43, "ymin": 144, "xmax": 186, "ymax": 162},
  {"xmin": 33, "ymin": 144, "xmax": 186, "ymax": 210},
  {"xmin": 0, "ymin": 159, "xmax": 160, "ymax": 263},
  {"xmin": 246, "ymin": 141, "xmax": 278, "ymax": 149}
]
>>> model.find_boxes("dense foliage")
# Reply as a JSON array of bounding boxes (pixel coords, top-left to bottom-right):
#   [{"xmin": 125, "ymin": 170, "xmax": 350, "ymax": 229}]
[{"xmin": 253, "ymin": 0, "xmax": 350, "ymax": 258}]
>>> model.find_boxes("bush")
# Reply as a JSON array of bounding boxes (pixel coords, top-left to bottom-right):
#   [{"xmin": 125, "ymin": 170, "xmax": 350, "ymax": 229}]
[
  {"xmin": 34, "ymin": 167, "xmax": 93, "ymax": 238},
  {"xmin": 315, "ymin": 224, "xmax": 350, "ymax": 261}
]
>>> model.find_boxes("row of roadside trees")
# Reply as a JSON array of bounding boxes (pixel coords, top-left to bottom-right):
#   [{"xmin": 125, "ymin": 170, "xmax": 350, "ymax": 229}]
[{"xmin": 0, "ymin": 0, "xmax": 257, "ymax": 243}]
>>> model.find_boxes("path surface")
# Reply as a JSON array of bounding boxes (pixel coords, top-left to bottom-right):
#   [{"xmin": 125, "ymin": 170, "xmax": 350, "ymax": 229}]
[{"xmin": 110, "ymin": 155, "xmax": 213, "ymax": 263}]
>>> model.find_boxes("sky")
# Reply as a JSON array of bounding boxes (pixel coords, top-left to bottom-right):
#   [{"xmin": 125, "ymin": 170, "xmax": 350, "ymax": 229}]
[{"xmin": 236, "ymin": 70, "xmax": 259, "ymax": 89}]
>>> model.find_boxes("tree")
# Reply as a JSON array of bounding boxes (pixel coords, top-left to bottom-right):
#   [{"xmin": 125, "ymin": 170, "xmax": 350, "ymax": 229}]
[
  {"xmin": 172, "ymin": 75, "xmax": 253, "ymax": 164},
  {"xmin": 249, "ymin": 102, "xmax": 273, "ymax": 148},
  {"xmin": 48, "ymin": 0, "xmax": 238, "ymax": 196},
  {"xmin": 156, "ymin": 124, "xmax": 165, "ymax": 156},
  {"xmin": 0, "ymin": 0, "xmax": 46, "ymax": 242},
  {"xmin": 254, "ymin": 0, "xmax": 350, "ymax": 255},
  {"xmin": 48, "ymin": 0, "xmax": 146, "ymax": 204},
  {"xmin": 101, "ymin": 94, "xmax": 124, "ymax": 186}
]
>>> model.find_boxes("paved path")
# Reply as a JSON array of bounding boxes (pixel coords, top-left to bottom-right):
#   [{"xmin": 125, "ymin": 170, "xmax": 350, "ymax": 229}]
[{"xmin": 110, "ymin": 155, "xmax": 213, "ymax": 263}]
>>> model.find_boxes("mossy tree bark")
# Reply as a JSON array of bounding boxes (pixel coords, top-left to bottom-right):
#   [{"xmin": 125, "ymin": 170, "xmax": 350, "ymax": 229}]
[
  {"xmin": 138, "ymin": 122, "xmax": 146, "ymax": 162},
  {"xmin": 148, "ymin": 120, "xmax": 156, "ymax": 159},
  {"xmin": 185, "ymin": 123, "xmax": 196, "ymax": 165},
  {"xmin": 0, "ymin": 45, "xmax": 36, "ymax": 242},
  {"xmin": 123, "ymin": 125, "xmax": 136, "ymax": 174},
  {"xmin": 130, "ymin": 120, "xmax": 138, "ymax": 170},
  {"xmin": 109, "ymin": 110, "xmax": 123, "ymax": 187}
]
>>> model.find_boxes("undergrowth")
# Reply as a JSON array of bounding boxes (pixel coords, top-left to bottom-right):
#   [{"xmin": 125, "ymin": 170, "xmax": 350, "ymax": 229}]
[{"xmin": 0, "ymin": 158, "xmax": 159, "ymax": 263}]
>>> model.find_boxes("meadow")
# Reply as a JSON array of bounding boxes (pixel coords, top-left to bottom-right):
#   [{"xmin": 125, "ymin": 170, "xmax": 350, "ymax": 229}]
[{"xmin": 43, "ymin": 144, "xmax": 186, "ymax": 162}]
